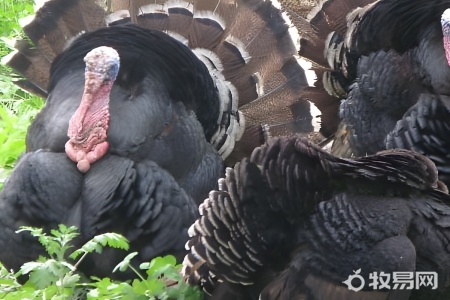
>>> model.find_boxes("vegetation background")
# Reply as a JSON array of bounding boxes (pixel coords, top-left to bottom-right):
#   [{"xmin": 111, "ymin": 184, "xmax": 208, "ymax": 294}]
[
  {"xmin": 0, "ymin": 0, "xmax": 44, "ymax": 188},
  {"xmin": 0, "ymin": 1, "xmax": 203, "ymax": 299}
]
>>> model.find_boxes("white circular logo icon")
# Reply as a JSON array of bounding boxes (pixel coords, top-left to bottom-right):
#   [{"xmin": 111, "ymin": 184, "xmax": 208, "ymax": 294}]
[{"xmin": 342, "ymin": 269, "xmax": 365, "ymax": 292}]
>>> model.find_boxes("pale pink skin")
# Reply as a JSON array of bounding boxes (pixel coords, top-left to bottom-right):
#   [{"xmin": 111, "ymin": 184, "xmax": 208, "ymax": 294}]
[
  {"xmin": 444, "ymin": 35, "xmax": 450, "ymax": 66},
  {"xmin": 65, "ymin": 47, "xmax": 119, "ymax": 173},
  {"xmin": 442, "ymin": 9, "xmax": 450, "ymax": 66}
]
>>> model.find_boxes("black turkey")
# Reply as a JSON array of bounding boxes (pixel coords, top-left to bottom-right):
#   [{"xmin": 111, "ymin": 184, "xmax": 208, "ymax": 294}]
[
  {"xmin": 5, "ymin": 0, "xmax": 326, "ymax": 169},
  {"xmin": 183, "ymin": 136, "xmax": 450, "ymax": 300},
  {"xmin": 279, "ymin": 0, "xmax": 450, "ymax": 185},
  {"xmin": 386, "ymin": 95, "xmax": 450, "ymax": 187},
  {"xmin": 0, "ymin": 150, "xmax": 197, "ymax": 279},
  {"xmin": 332, "ymin": 0, "xmax": 450, "ymax": 159},
  {"xmin": 0, "ymin": 0, "xmax": 322, "ymax": 278}
]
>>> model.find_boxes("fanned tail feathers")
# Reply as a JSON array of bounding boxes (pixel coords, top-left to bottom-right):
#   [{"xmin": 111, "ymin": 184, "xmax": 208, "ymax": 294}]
[
  {"xmin": 3, "ymin": 0, "xmax": 329, "ymax": 164},
  {"xmin": 182, "ymin": 137, "xmax": 335, "ymax": 295},
  {"xmin": 275, "ymin": 0, "xmax": 378, "ymax": 139},
  {"xmin": 183, "ymin": 162, "xmax": 269, "ymax": 294}
]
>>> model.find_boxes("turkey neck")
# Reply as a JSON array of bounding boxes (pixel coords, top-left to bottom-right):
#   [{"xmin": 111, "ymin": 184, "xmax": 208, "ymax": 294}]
[
  {"xmin": 74, "ymin": 72, "xmax": 111, "ymax": 128},
  {"xmin": 65, "ymin": 71, "xmax": 112, "ymax": 173},
  {"xmin": 65, "ymin": 46, "xmax": 119, "ymax": 173},
  {"xmin": 68, "ymin": 72, "xmax": 112, "ymax": 145},
  {"xmin": 442, "ymin": 9, "xmax": 450, "ymax": 65}
]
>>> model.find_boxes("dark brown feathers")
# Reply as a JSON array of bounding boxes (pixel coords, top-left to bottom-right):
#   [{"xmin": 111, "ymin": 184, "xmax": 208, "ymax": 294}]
[
  {"xmin": 183, "ymin": 136, "xmax": 450, "ymax": 299},
  {"xmin": 309, "ymin": 0, "xmax": 450, "ymax": 190},
  {"xmin": 4, "ymin": 0, "xmax": 331, "ymax": 164},
  {"xmin": 274, "ymin": 0, "xmax": 377, "ymax": 138},
  {"xmin": 386, "ymin": 94, "xmax": 450, "ymax": 187},
  {"xmin": 350, "ymin": 0, "xmax": 450, "ymax": 54}
]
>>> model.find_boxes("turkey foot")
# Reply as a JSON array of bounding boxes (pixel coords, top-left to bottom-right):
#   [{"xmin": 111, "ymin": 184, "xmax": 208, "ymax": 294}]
[{"xmin": 66, "ymin": 46, "xmax": 119, "ymax": 172}]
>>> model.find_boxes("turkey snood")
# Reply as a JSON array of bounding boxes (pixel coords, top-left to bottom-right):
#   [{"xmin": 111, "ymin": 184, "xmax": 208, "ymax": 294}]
[
  {"xmin": 441, "ymin": 9, "xmax": 450, "ymax": 65},
  {"xmin": 65, "ymin": 46, "xmax": 119, "ymax": 173}
]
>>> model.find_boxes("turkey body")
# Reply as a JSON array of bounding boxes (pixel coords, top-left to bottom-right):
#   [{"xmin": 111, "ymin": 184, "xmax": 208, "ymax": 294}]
[
  {"xmin": 0, "ymin": 0, "xmax": 317, "ymax": 278},
  {"xmin": 279, "ymin": 0, "xmax": 450, "ymax": 185},
  {"xmin": 27, "ymin": 24, "xmax": 224, "ymax": 202},
  {"xmin": 318, "ymin": 0, "xmax": 450, "ymax": 185},
  {"xmin": 184, "ymin": 136, "xmax": 450, "ymax": 300},
  {"xmin": 0, "ymin": 151, "xmax": 198, "ymax": 279},
  {"xmin": 1, "ymin": 24, "xmax": 223, "ymax": 278}
]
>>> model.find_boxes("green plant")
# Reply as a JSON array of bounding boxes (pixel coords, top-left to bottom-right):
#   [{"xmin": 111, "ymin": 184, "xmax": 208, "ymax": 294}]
[
  {"xmin": 0, "ymin": 225, "xmax": 203, "ymax": 300},
  {"xmin": 86, "ymin": 254, "xmax": 203, "ymax": 300},
  {"xmin": 0, "ymin": 99, "xmax": 43, "ymax": 187},
  {"xmin": 0, "ymin": 0, "xmax": 36, "ymax": 83},
  {"xmin": 0, "ymin": 0, "xmax": 45, "ymax": 187}
]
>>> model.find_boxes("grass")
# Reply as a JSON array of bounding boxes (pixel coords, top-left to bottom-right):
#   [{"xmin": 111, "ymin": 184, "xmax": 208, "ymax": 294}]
[{"xmin": 0, "ymin": 0, "xmax": 45, "ymax": 186}]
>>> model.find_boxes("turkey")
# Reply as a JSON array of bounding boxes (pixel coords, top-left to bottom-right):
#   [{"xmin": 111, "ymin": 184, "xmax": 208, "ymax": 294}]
[
  {"xmin": 183, "ymin": 136, "xmax": 450, "ymax": 300},
  {"xmin": 5, "ymin": 0, "xmax": 325, "ymax": 169},
  {"xmin": 278, "ymin": 0, "xmax": 450, "ymax": 185},
  {"xmin": 386, "ymin": 95, "xmax": 450, "ymax": 187},
  {"xmin": 0, "ymin": 0, "xmax": 322, "ymax": 278},
  {"xmin": 0, "ymin": 150, "xmax": 198, "ymax": 279}
]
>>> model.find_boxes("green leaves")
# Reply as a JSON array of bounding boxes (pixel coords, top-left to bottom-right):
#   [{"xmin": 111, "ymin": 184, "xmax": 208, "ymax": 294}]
[
  {"xmin": 70, "ymin": 232, "xmax": 129, "ymax": 260},
  {"xmin": 17, "ymin": 225, "xmax": 80, "ymax": 260},
  {"xmin": 89, "ymin": 254, "xmax": 204, "ymax": 300},
  {"xmin": 26, "ymin": 260, "xmax": 64, "ymax": 289},
  {"xmin": 0, "ymin": 225, "xmax": 204, "ymax": 300},
  {"xmin": 0, "ymin": 101, "xmax": 43, "ymax": 186},
  {"xmin": 113, "ymin": 252, "xmax": 139, "ymax": 273},
  {"xmin": 0, "ymin": 0, "xmax": 34, "ymax": 38},
  {"xmin": 0, "ymin": 0, "xmax": 45, "ymax": 189},
  {"xmin": 87, "ymin": 278, "xmax": 143, "ymax": 300}
]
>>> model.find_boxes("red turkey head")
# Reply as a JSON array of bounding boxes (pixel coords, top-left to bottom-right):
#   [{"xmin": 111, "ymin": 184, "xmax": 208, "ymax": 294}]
[
  {"xmin": 442, "ymin": 8, "xmax": 450, "ymax": 66},
  {"xmin": 65, "ymin": 46, "xmax": 119, "ymax": 173}
]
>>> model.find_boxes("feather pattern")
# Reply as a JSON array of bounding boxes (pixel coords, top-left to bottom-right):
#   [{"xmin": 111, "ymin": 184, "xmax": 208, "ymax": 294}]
[
  {"xmin": 4, "ymin": 0, "xmax": 325, "ymax": 165},
  {"xmin": 276, "ymin": 0, "xmax": 450, "ymax": 188},
  {"xmin": 386, "ymin": 94, "xmax": 450, "ymax": 187},
  {"xmin": 328, "ymin": 0, "xmax": 450, "ymax": 188},
  {"xmin": 183, "ymin": 136, "xmax": 450, "ymax": 299},
  {"xmin": 0, "ymin": 151, "xmax": 198, "ymax": 279},
  {"xmin": 0, "ymin": 0, "xmax": 330, "ymax": 279},
  {"xmin": 274, "ymin": 0, "xmax": 376, "ymax": 139}
]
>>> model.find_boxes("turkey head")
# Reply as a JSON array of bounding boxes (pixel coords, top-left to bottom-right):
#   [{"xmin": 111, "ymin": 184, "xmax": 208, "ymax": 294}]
[
  {"xmin": 65, "ymin": 46, "xmax": 120, "ymax": 172},
  {"xmin": 442, "ymin": 8, "xmax": 450, "ymax": 65}
]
